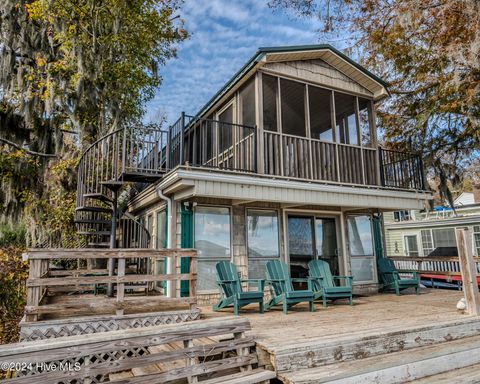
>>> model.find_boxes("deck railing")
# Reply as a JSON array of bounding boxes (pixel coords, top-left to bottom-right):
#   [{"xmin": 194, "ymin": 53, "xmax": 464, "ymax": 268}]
[
  {"xmin": 263, "ymin": 131, "xmax": 380, "ymax": 186},
  {"xmin": 379, "ymin": 148, "xmax": 425, "ymax": 190},
  {"xmin": 170, "ymin": 114, "xmax": 257, "ymax": 172},
  {"xmin": 23, "ymin": 249, "xmax": 197, "ymax": 322},
  {"xmin": 388, "ymin": 256, "xmax": 480, "ymax": 277}
]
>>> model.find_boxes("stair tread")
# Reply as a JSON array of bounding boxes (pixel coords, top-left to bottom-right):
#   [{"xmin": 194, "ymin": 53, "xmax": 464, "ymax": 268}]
[
  {"xmin": 83, "ymin": 193, "xmax": 113, "ymax": 203},
  {"xmin": 410, "ymin": 362, "xmax": 480, "ymax": 383},
  {"xmin": 77, "ymin": 231, "xmax": 111, "ymax": 236},
  {"xmin": 76, "ymin": 206, "xmax": 112, "ymax": 213},
  {"xmin": 75, "ymin": 219, "xmax": 112, "ymax": 225},
  {"xmin": 279, "ymin": 334, "xmax": 480, "ymax": 383}
]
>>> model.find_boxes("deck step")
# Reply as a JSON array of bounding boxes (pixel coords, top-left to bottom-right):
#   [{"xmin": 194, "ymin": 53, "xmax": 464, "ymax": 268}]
[
  {"xmin": 269, "ymin": 316, "xmax": 480, "ymax": 373},
  {"xmin": 278, "ymin": 334, "xmax": 480, "ymax": 384},
  {"xmin": 409, "ymin": 362, "xmax": 480, "ymax": 383}
]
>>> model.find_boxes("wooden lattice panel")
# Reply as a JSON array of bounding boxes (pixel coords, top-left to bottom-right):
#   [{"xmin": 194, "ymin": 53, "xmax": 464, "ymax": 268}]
[{"xmin": 19, "ymin": 309, "xmax": 200, "ymax": 341}]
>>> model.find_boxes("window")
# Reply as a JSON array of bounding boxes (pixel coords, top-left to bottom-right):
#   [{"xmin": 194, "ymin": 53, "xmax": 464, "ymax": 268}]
[
  {"xmin": 262, "ymin": 74, "xmax": 278, "ymax": 132},
  {"xmin": 240, "ymin": 79, "xmax": 255, "ymax": 127},
  {"xmin": 309, "ymin": 86, "xmax": 333, "ymax": 141},
  {"xmin": 347, "ymin": 215, "xmax": 375, "ymax": 282},
  {"xmin": 358, "ymin": 98, "xmax": 373, "ymax": 146},
  {"xmin": 421, "ymin": 230, "xmax": 434, "ymax": 256},
  {"xmin": 394, "ymin": 210, "xmax": 412, "ymax": 222},
  {"xmin": 281, "ymin": 78, "xmax": 306, "ymax": 137},
  {"xmin": 155, "ymin": 210, "xmax": 167, "ymax": 289},
  {"xmin": 156, "ymin": 210, "xmax": 167, "ymax": 249},
  {"xmin": 474, "ymin": 226, "xmax": 480, "ymax": 256},
  {"xmin": 404, "ymin": 235, "xmax": 419, "ymax": 256},
  {"xmin": 247, "ymin": 210, "xmax": 280, "ymax": 279},
  {"xmin": 194, "ymin": 206, "xmax": 231, "ymax": 291},
  {"xmin": 432, "ymin": 228, "xmax": 456, "ymax": 248},
  {"xmin": 335, "ymin": 92, "xmax": 359, "ymax": 145}
]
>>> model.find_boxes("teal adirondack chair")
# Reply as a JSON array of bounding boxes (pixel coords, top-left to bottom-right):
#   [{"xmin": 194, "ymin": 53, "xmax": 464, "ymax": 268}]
[
  {"xmin": 265, "ymin": 260, "xmax": 314, "ymax": 314},
  {"xmin": 377, "ymin": 258, "xmax": 420, "ymax": 295},
  {"xmin": 213, "ymin": 261, "xmax": 265, "ymax": 315},
  {"xmin": 308, "ymin": 260, "xmax": 353, "ymax": 307}
]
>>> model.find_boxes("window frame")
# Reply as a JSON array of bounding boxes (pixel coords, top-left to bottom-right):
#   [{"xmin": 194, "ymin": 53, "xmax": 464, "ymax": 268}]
[{"xmin": 473, "ymin": 226, "xmax": 480, "ymax": 256}]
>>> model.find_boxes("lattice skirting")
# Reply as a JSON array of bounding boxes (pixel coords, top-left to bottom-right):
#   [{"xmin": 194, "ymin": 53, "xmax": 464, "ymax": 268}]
[{"xmin": 19, "ymin": 308, "xmax": 201, "ymax": 341}]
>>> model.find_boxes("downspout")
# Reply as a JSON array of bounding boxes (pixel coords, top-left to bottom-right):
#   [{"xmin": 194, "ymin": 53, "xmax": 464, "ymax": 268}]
[{"xmin": 156, "ymin": 186, "xmax": 174, "ymax": 298}]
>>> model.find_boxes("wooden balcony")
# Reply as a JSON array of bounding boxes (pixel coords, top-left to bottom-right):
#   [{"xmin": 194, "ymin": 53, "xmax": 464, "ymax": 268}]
[{"xmin": 171, "ymin": 114, "xmax": 426, "ymax": 191}]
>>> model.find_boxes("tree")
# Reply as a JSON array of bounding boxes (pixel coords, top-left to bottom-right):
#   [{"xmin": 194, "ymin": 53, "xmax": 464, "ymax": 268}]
[
  {"xmin": 0, "ymin": 0, "xmax": 187, "ymax": 242},
  {"xmin": 269, "ymin": 0, "xmax": 480, "ymax": 205}
]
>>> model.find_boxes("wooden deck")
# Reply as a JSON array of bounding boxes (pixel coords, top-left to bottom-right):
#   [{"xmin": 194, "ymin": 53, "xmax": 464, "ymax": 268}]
[{"xmin": 203, "ymin": 288, "xmax": 463, "ymax": 350}]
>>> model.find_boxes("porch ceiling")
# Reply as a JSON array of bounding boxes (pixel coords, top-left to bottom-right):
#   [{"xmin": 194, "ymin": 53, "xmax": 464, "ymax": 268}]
[{"xmin": 157, "ymin": 168, "xmax": 431, "ymax": 211}]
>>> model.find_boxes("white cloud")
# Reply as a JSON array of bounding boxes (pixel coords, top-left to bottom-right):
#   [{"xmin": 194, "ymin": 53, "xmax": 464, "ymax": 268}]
[{"xmin": 146, "ymin": 0, "xmax": 326, "ymax": 123}]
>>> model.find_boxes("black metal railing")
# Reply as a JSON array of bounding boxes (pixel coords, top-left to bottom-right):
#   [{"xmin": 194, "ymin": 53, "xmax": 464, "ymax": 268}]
[{"xmin": 379, "ymin": 148, "xmax": 425, "ymax": 190}]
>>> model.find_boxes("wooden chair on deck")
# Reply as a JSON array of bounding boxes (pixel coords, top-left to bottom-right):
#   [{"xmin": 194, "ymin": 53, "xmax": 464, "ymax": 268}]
[
  {"xmin": 265, "ymin": 259, "xmax": 314, "ymax": 314},
  {"xmin": 378, "ymin": 258, "xmax": 420, "ymax": 295},
  {"xmin": 213, "ymin": 261, "xmax": 265, "ymax": 315},
  {"xmin": 308, "ymin": 259, "xmax": 353, "ymax": 307}
]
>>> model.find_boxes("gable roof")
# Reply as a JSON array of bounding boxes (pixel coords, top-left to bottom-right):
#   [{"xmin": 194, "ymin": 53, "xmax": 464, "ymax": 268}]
[{"xmin": 194, "ymin": 44, "xmax": 390, "ymax": 119}]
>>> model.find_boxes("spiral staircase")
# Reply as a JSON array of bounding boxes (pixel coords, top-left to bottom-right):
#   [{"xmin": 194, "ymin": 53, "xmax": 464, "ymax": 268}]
[{"xmin": 75, "ymin": 123, "xmax": 172, "ymax": 249}]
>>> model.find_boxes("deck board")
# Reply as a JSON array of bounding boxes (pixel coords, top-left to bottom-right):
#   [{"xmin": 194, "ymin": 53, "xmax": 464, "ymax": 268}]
[{"xmin": 201, "ymin": 289, "xmax": 465, "ymax": 354}]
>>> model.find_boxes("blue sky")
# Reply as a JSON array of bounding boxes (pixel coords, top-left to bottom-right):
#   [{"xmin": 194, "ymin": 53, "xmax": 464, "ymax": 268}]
[{"xmin": 146, "ymin": 0, "xmax": 342, "ymax": 124}]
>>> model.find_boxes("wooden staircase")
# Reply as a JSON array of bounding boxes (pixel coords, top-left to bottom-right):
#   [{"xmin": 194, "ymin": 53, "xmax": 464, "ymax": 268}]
[{"xmin": 275, "ymin": 316, "xmax": 480, "ymax": 383}]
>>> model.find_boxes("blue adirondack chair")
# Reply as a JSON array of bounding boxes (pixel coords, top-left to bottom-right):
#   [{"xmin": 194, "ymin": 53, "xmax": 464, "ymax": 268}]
[
  {"xmin": 377, "ymin": 258, "xmax": 420, "ymax": 295},
  {"xmin": 265, "ymin": 259, "xmax": 314, "ymax": 314},
  {"xmin": 308, "ymin": 259, "xmax": 353, "ymax": 307},
  {"xmin": 213, "ymin": 261, "xmax": 265, "ymax": 315}
]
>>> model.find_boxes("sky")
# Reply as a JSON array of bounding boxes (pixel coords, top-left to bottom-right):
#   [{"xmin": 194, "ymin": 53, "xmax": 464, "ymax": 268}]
[{"xmin": 145, "ymin": 0, "xmax": 339, "ymax": 124}]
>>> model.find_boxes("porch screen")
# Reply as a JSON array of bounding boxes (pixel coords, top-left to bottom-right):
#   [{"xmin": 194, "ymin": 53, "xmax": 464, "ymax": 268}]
[
  {"xmin": 347, "ymin": 215, "xmax": 375, "ymax": 282},
  {"xmin": 194, "ymin": 206, "xmax": 231, "ymax": 291},
  {"xmin": 309, "ymin": 86, "xmax": 333, "ymax": 141},
  {"xmin": 281, "ymin": 78, "xmax": 306, "ymax": 137},
  {"xmin": 262, "ymin": 74, "xmax": 278, "ymax": 132},
  {"xmin": 247, "ymin": 210, "xmax": 280, "ymax": 279},
  {"xmin": 335, "ymin": 92, "xmax": 359, "ymax": 145}
]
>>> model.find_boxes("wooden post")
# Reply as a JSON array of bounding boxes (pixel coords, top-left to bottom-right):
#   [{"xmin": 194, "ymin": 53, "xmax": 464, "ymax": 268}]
[
  {"xmin": 456, "ymin": 228, "xmax": 480, "ymax": 315},
  {"xmin": 26, "ymin": 257, "xmax": 41, "ymax": 322},
  {"xmin": 116, "ymin": 257, "xmax": 125, "ymax": 316},
  {"xmin": 189, "ymin": 255, "xmax": 198, "ymax": 311}
]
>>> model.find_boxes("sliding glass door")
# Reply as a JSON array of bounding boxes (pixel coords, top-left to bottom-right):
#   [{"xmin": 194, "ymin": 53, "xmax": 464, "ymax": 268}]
[{"xmin": 287, "ymin": 215, "xmax": 339, "ymax": 279}]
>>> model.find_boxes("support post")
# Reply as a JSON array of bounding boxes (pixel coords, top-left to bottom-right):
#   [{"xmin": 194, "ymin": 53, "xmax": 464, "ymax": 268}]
[
  {"xmin": 179, "ymin": 111, "xmax": 185, "ymax": 166},
  {"xmin": 456, "ymin": 228, "xmax": 480, "ymax": 315},
  {"xmin": 107, "ymin": 189, "xmax": 118, "ymax": 297}
]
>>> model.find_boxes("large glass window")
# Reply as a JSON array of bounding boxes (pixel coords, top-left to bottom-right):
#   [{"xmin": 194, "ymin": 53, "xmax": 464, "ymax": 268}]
[
  {"xmin": 262, "ymin": 74, "xmax": 278, "ymax": 132},
  {"xmin": 240, "ymin": 79, "xmax": 255, "ymax": 127},
  {"xmin": 347, "ymin": 215, "xmax": 375, "ymax": 282},
  {"xmin": 247, "ymin": 210, "xmax": 279, "ymax": 279},
  {"xmin": 309, "ymin": 86, "xmax": 333, "ymax": 141},
  {"xmin": 194, "ymin": 206, "xmax": 231, "ymax": 291},
  {"xmin": 358, "ymin": 98, "xmax": 373, "ymax": 146},
  {"xmin": 281, "ymin": 78, "xmax": 306, "ymax": 137},
  {"xmin": 335, "ymin": 92, "xmax": 359, "ymax": 145}
]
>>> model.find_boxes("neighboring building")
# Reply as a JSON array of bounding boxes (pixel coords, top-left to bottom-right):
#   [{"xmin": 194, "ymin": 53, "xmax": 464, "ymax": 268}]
[
  {"xmin": 120, "ymin": 45, "xmax": 430, "ymax": 302},
  {"xmin": 384, "ymin": 189, "xmax": 480, "ymax": 258}
]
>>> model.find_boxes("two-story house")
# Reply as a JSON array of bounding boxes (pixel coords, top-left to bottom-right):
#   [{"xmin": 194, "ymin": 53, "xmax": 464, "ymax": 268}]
[
  {"xmin": 75, "ymin": 45, "xmax": 431, "ymax": 303},
  {"xmin": 118, "ymin": 45, "xmax": 430, "ymax": 302}
]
